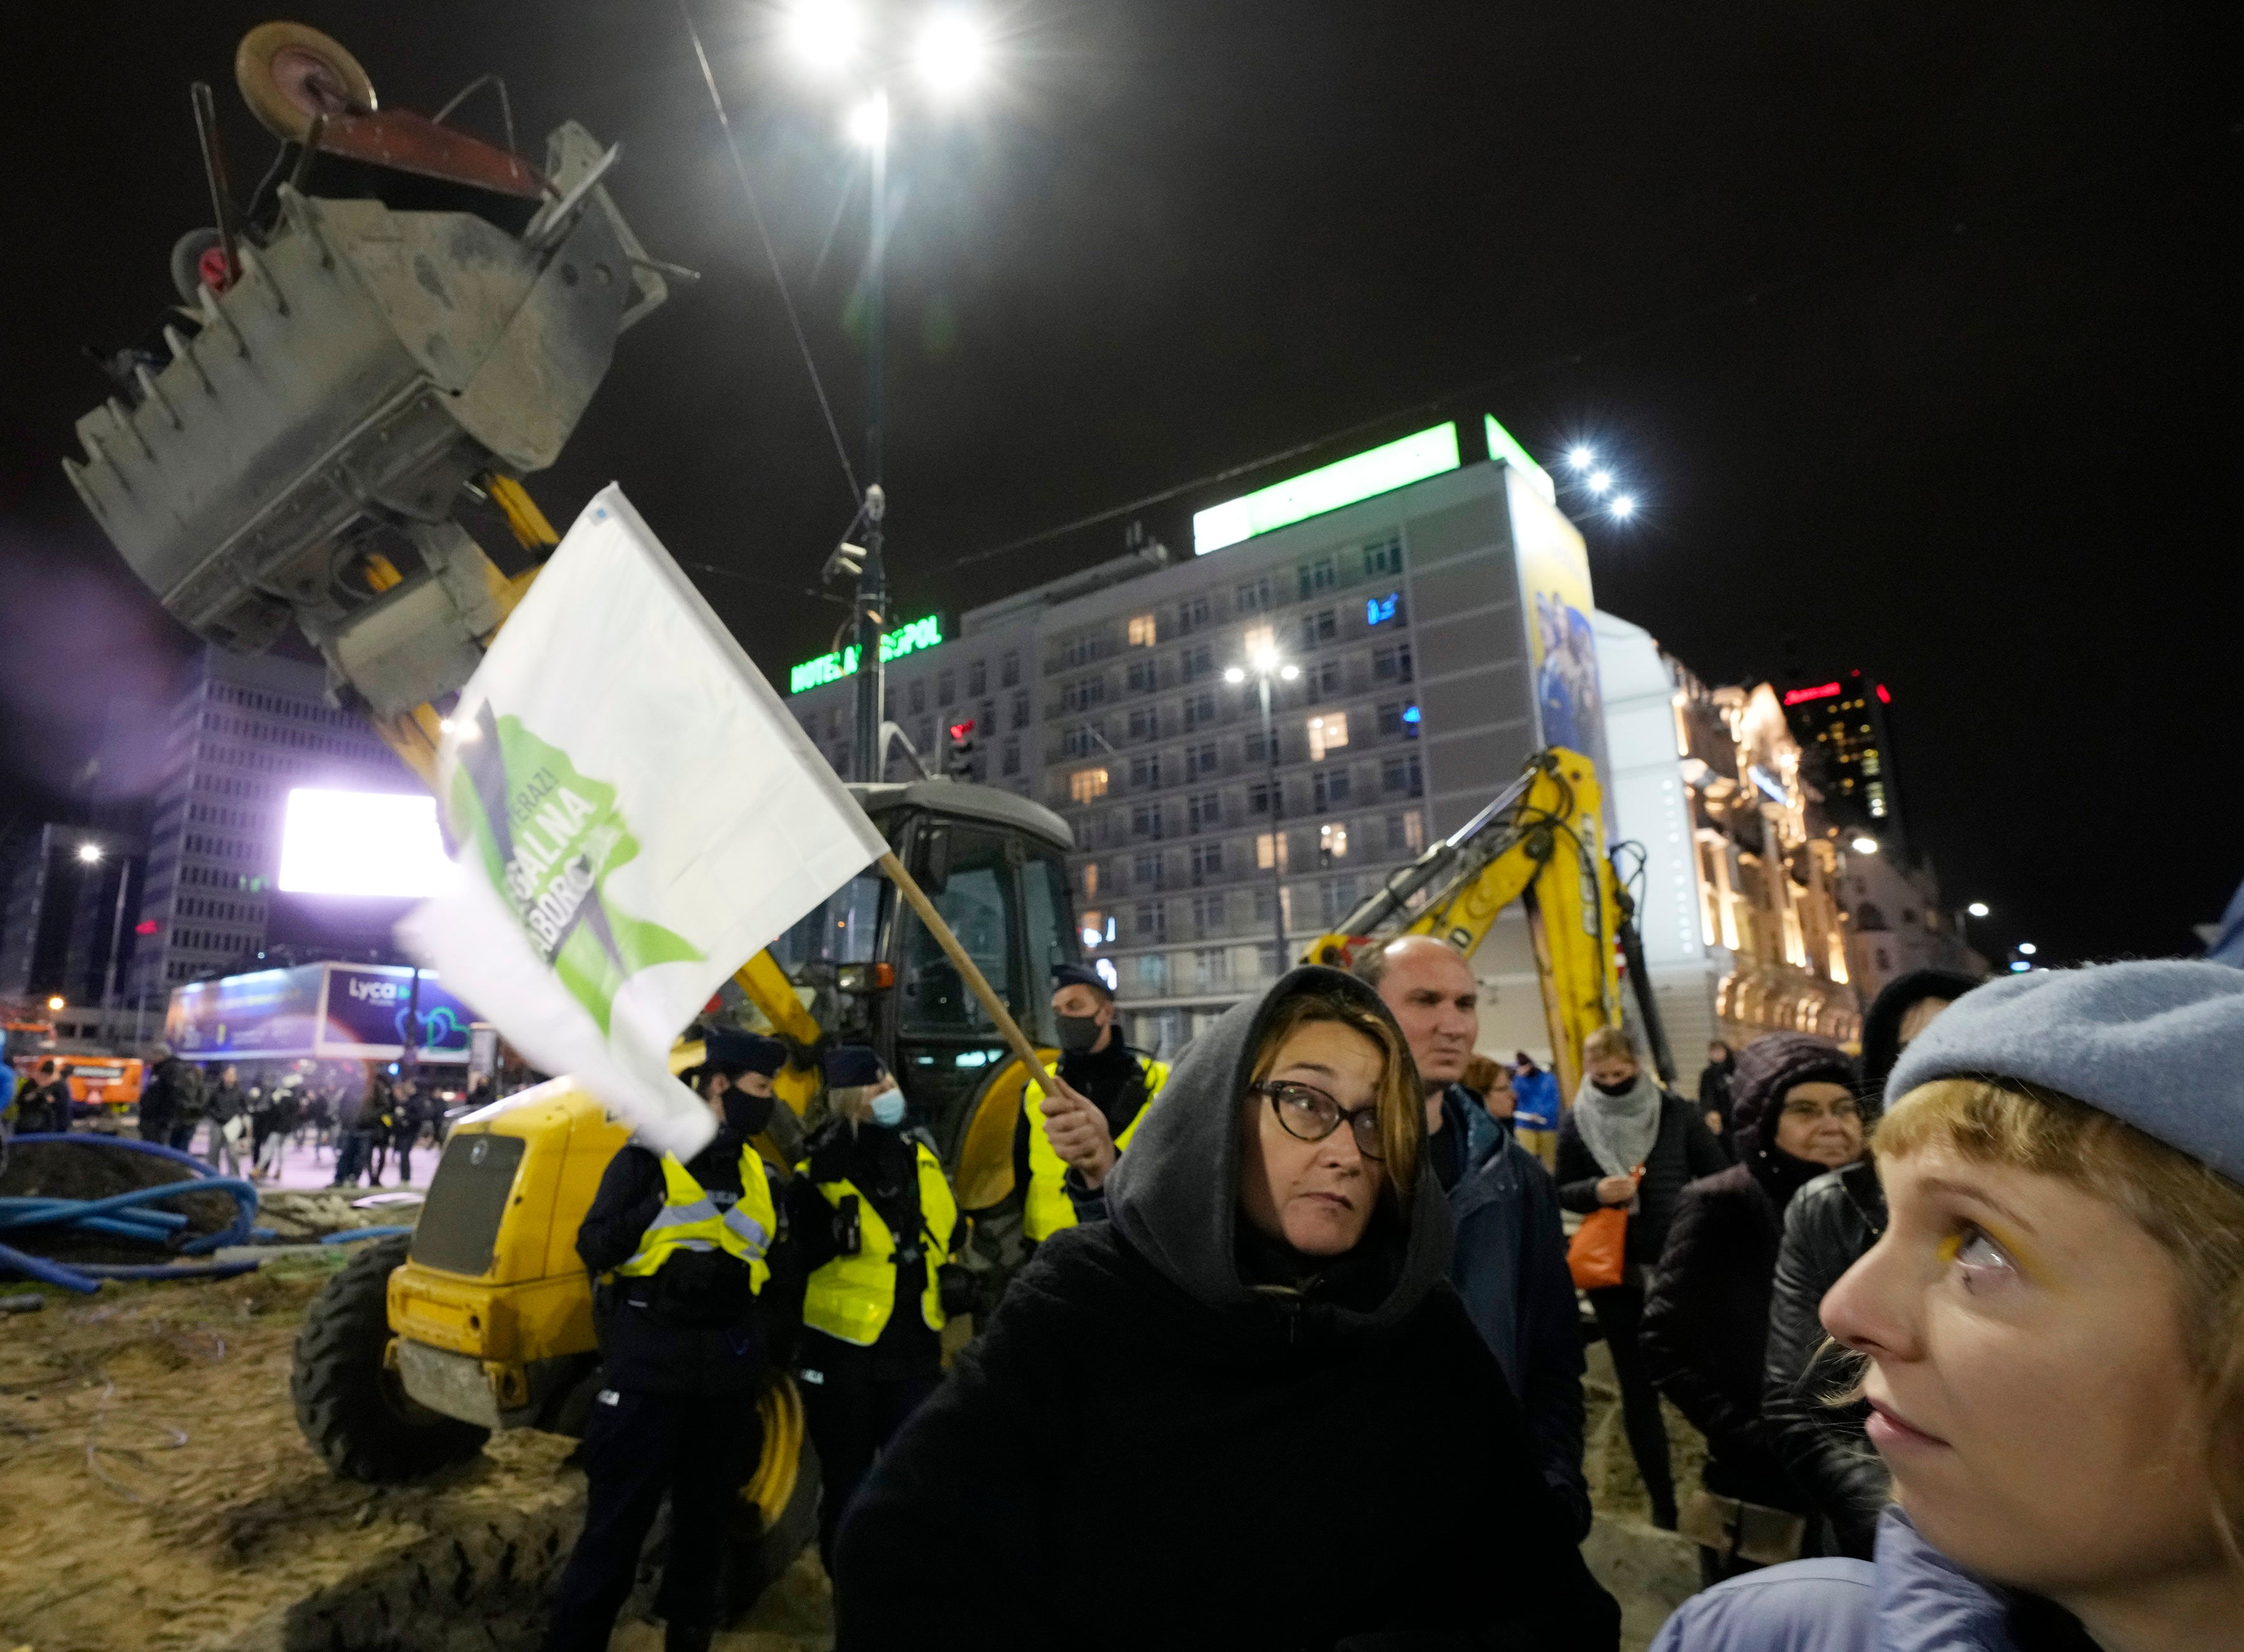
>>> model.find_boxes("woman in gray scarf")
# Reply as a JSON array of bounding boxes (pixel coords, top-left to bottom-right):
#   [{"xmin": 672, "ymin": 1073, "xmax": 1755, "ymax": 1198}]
[{"xmin": 1556, "ymin": 1025, "xmax": 1727, "ymax": 1528}]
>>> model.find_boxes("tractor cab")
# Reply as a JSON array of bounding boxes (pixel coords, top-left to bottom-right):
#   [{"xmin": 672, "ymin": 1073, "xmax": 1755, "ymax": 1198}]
[{"xmin": 766, "ymin": 779, "xmax": 1083, "ymax": 1202}]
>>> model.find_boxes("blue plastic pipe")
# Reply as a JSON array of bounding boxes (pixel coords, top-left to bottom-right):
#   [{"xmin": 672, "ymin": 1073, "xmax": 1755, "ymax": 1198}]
[{"xmin": 0, "ymin": 1136, "xmax": 260, "ymax": 1275}]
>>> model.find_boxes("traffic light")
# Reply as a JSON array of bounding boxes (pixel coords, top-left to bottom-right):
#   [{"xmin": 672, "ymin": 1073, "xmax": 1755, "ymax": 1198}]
[{"xmin": 945, "ymin": 718, "xmax": 978, "ymax": 779}]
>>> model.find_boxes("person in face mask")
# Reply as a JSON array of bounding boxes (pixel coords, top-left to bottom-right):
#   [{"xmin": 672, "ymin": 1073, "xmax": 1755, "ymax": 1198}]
[
  {"xmin": 1556, "ymin": 1024, "xmax": 1728, "ymax": 1529},
  {"xmin": 1015, "ymin": 964, "xmax": 1171, "ymax": 1242},
  {"xmin": 789, "ymin": 1045, "xmax": 966, "ymax": 1571},
  {"xmin": 543, "ymin": 1032, "xmax": 787, "ymax": 1652}
]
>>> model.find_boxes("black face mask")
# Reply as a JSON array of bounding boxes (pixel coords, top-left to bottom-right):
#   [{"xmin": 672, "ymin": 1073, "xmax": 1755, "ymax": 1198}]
[
  {"xmin": 722, "ymin": 1088, "xmax": 775, "ymax": 1137},
  {"xmin": 1056, "ymin": 1012, "xmax": 1106, "ymax": 1055},
  {"xmin": 1591, "ymin": 1076, "xmax": 1640, "ymax": 1098}
]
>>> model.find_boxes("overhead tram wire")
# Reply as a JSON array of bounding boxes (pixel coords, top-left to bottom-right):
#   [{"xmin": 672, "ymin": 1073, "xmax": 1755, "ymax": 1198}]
[{"xmin": 676, "ymin": 0, "xmax": 861, "ymax": 511}]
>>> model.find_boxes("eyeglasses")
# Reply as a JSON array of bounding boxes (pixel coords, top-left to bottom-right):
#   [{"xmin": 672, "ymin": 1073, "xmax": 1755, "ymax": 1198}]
[
  {"xmin": 1251, "ymin": 1080, "xmax": 1385, "ymax": 1160},
  {"xmin": 1780, "ymin": 1097, "xmax": 1861, "ymax": 1124}
]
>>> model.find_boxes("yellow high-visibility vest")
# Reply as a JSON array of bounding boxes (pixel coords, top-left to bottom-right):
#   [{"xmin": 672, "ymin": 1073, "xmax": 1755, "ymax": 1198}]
[
  {"xmin": 613, "ymin": 1145, "xmax": 776, "ymax": 1295},
  {"xmin": 1022, "ymin": 1055, "xmax": 1168, "ymax": 1242},
  {"xmin": 801, "ymin": 1139, "xmax": 958, "ymax": 1348}
]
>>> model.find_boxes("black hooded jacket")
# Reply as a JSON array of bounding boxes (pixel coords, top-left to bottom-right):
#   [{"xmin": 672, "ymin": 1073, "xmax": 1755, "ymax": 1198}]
[
  {"xmin": 1759, "ymin": 970, "xmax": 1979, "ymax": 1557},
  {"xmin": 833, "ymin": 967, "xmax": 1619, "ymax": 1652}
]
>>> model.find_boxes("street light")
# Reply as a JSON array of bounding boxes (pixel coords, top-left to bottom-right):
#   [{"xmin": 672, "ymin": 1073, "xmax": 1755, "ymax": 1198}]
[
  {"xmin": 785, "ymin": 0, "xmax": 863, "ymax": 73},
  {"xmin": 47, "ymin": 994, "xmax": 65, "ymax": 1012},
  {"xmin": 1967, "ymin": 901, "xmax": 1990, "ymax": 918},
  {"xmin": 1587, "ymin": 469, "xmax": 1613, "ymax": 495},
  {"xmin": 2017, "ymin": 942, "xmax": 2038, "ymax": 956},
  {"xmin": 1231, "ymin": 647, "xmax": 1295, "ymax": 975},
  {"xmin": 1850, "ymin": 835, "xmax": 1880, "ymax": 855},
  {"xmin": 913, "ymin": 10, "xmax": 989, "ymax": 97},
  {"xmin": 1567, "ymin": 446, "xmax": 1595, "ymax": 470},
  {"xmin": 77, "ymin": 842, "xmax": 103, "ymax": 863},
  {"xmin": 1610, "ymin": 494, "xmax": 1637, "ymax": 520}
]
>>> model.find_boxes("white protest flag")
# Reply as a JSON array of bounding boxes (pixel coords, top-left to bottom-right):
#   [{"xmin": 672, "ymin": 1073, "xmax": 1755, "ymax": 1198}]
[{"xmin": 398, "ymin": 483, "xmax": 887, "ymax": 1156}]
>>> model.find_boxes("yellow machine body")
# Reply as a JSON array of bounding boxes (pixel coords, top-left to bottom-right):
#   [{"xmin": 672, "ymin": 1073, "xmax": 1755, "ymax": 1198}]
[
  {"xmin": 1301, "ymin": 747, "xmax": 1621, "ymax": 1100},
  {"xmin": 385, "ymin": 1077, "xmax": 627, "ymax": 1426}
]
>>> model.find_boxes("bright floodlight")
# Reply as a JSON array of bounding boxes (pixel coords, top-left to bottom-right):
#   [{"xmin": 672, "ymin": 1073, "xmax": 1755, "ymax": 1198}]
[
  {"xmin": 279, "ymin": 789, "xmax": 459, "ymax": 899},
  {"xmin": 1967, "ymin": 901, "xmax": 1990, "ymax": 918},
  {"xmin": 2017, "ymin": 941, "xmax": 2038, "ymax": 956},
  {"xmin": 47, "ymin": 994, "xmax": 65, "ymax": 1011},
  {"xmin": 1248, "ymin": 642, "xmax": 1278, "ymax": 673},
  {"xmin": 1280, "ymin": 664, "xmax": 1301, "ymax": 681},
  {"xmin": 1587, "ymin": 470, "xmax": 1612, "ymax": 495},
  {"xmin": 1850, "ymin": 835, "xmax": 1879, "ymax": 855},
  {"xmin": 846, "ymin": 89, "xmax": 891, "ymax": 149},
  {"xmin": 1568, "ymin": 446, "xmax": 1594, "ymax": 470},
  {"xmin": 76, "ymin": 841, "xmax": 103, "ymax": 863},
  {"xmin": 1611, "ymin": 495, "xmax": 1637, "ymax": 519},
  {"xmin": 785, "ymin": 0, "xmax": 861, "ymax": 72},
  {"xmin": 915, "ymin": 10, "xmax": 989, "ymax": 98},
  {"xmin": 1224, "ymin": 666, "xmax": 1246, "ymax": 683}
]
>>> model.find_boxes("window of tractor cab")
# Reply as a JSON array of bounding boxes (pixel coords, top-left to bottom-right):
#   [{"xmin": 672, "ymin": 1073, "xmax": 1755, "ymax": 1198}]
[{"xmin": 897, "ymin": 825, "xmax": 1038, "ymax": 1039}]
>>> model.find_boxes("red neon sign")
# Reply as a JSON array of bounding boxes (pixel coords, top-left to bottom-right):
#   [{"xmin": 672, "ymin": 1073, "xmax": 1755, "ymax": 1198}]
[
  {"xmin": 1875, "ymin": 683, "xmax": 1891, "ymax": 704},
  {"xmin": 1783, "ymin": 682, "xmax": 1842, "ymax": 706}
]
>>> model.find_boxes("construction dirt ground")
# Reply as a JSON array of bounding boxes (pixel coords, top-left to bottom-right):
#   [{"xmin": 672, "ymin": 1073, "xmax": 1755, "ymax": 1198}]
[{"xmin": 2, "ymin": 1247, "xmax": 1702, "ymax": 1652}]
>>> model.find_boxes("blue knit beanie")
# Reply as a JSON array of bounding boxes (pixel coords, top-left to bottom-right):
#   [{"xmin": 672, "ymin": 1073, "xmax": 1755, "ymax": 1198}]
[{"xmin": 1886, "ymin": 960, "xmax": 2244, "ymax": 1181}]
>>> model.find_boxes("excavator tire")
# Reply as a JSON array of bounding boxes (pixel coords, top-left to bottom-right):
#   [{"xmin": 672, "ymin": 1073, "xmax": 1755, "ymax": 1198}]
[{"xmin": 291, "ymin": 1235, "xmax": 489, "ymax": 1483}]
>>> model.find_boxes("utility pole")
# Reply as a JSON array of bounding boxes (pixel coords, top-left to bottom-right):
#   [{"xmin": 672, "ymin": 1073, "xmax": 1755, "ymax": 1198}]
[
  {"xmin": 1262, "ymin": 674, "xmax": 1286, "ymax": 970},
  {"xmin": 849, "ymin": 94, "xmax": 892, "ymax": 784}
]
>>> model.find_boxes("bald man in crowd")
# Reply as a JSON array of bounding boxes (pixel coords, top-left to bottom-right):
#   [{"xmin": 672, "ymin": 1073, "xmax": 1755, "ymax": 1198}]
[{"xmin": 1360, "ymin": 935, "xmax": 1591, "ymax": 1541}]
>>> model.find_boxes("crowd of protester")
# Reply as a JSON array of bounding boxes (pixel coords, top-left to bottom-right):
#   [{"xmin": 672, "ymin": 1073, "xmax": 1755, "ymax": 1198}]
[{"xmin": 531, "ymin": 941, "xmax": 2244, "ymax": 1652}]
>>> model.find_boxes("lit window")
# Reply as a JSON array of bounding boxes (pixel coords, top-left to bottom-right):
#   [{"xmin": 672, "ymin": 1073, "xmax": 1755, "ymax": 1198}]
[
  {"xmin": 1127, "ymin": 614, "xmax": 1157, "ymax": 647},
  {"xmin": 1319, "ymin": 822, "xmax": 1349, "ymax": 861},
  {"xmin": 1070, "ymin": 768, "xmax": 1110, "ymax": 804},
  {"xmin": 1307, "ymin": 712, "xmax": 1349, "ymax": 761},
  {"xmin": 1082, "ymin": 862, "xmax": 1100, "ymax": 898},
  {"xmin": 1242, "ymin": 623, "xmax": 1275, "ymax": 660},
  {"xmin": 1256, "ymin": 832, "xmax": 1288, "ymax": 872}
]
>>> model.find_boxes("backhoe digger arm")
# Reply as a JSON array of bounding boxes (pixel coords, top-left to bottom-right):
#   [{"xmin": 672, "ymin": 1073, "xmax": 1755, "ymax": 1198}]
[{"xmin": 1299, "ymin": 747, "xmax": 1620, "ymax": 1100}]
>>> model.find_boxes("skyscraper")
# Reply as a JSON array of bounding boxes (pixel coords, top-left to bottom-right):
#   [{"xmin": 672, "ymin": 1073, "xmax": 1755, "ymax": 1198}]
[{"xmin": 1782, "ymin": 670, "xmax": 1905, "ymax": 853}]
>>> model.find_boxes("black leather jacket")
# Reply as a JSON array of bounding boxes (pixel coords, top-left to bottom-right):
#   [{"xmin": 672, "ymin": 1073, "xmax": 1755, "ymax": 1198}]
[{"xmin": 1761, "ymin": 1159, "xmax": 1889, "ymax": 1558}]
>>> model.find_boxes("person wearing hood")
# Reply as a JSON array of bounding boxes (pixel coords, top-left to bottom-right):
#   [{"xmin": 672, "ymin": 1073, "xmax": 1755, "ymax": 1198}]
[
  {"xmin": 788, "ymin": 1044, "xmax": 965, "ymax": 1570},
  {"xmin": 1642, "ymin": 1034, "xmax": 1863, "ymax": 1582},
  {"xmin": 1017, "ymin": 963, "xmax": 1170, "ymax": 1239},
  {"xmin": 833, "ymin": 966, "xmax": 1621, "ymax": 1651},
  {"xmin": 1362, "ymin": 934, "xmax": 1592, "ymax": 1542},
  {"xmin": 1652, "ymin": 960, "xmax": 2244, "ymax": 1652},
  {"xmin": 1700, "ymin": 1041, "xmax": 1739, "ymax": 1148},
  {"xmin": 1761, "ymin": 969, "xmax": 1981, "ymax": 1559},
  {"xmin": 1557, "ymin": 1024, "xmax": 1727, "ymax": 1530},
  {"xmin": 542, "ymin": 1032, "xmax": 787, "ymax": 1652}
]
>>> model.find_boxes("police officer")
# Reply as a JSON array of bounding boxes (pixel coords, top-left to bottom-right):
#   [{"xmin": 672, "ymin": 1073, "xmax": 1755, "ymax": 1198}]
[
  {"xmin": 789, "ymin": 1045, "xmax": 963, "ymax": 1570},
  {"xmin": 542, "ymin": 1032, "xmax": 787, "ymax": 1652},
  {"xmin": 1016, "ymin": 964, "xmax": 1169, "ymax": 1239}
]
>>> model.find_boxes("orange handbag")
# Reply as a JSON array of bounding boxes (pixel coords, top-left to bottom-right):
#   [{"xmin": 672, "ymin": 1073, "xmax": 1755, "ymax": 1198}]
[{"xmin": 1568, "ymin": 1207, "xmax": 1630, "ymax": 1291}]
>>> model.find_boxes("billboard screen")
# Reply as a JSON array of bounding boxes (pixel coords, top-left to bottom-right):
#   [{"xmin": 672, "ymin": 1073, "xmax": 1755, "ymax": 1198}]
[
  {"xmin": 165, "ymin": 962, "xmax": 479, "ymax": 1064},
  {"xmin": 315, "ymin": 963, "xmax": 476, "ymax": 1063},
  {"xmin": 277, "ymin": 789, "xmax": 457, "ymax": 898},
  {"xmin": 165, "ymin": 965, "xmax": 327, "ymax": 1060},
  {"xmin": 1506, "ymin": 465, "xmax": 1613, "ymax": 796}
]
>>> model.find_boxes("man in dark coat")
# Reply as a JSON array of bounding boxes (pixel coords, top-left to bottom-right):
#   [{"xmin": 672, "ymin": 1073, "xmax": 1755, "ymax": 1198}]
[
  {"xmin": 20, "ymin": 1060, "xmax": 73, "ymax": 1134},
  {"xmin": 834, "ymin": 967, "xmax": 1620, "ymax": 1652},
  {"xmin": 1360, "ymin": 935, "xmax": 1591, "ymax": 1541},
  {"xmin": 1759, "ymin": 968, "xmax": 1982, "ymax": 1560},
  {"xmin": 1642, "ymin": 1032, "xmax": 1860, "ymax": 1582}
]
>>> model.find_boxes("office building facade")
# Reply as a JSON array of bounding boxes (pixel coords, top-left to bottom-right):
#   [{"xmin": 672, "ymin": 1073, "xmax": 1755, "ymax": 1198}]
[
  {"xmin": 786, "ymin": 420, "xmax": 1613, "ymax": 1057},
  {"xmin": 1783, "ymin": 669, "xmax": 1905, "ymax": 853},
  {"xmin": 124, "ymin": 647, "xmax": 415, "ymax": 1007}
]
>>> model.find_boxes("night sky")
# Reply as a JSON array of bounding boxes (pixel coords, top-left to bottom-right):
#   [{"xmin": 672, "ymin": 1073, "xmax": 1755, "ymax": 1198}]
[{"xmin": 3, "ymin": 2, "xmax": 2236, "ymax": 968}]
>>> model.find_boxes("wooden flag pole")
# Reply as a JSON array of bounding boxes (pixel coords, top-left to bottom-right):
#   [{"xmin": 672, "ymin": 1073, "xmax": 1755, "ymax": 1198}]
[{"xmin": 877, "ymin": 851, "xmax": 1060, "ymax": 1096}]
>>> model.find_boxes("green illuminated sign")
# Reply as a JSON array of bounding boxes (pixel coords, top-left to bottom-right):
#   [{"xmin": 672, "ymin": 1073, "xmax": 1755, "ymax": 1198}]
[
  {"xmin": 1191, "ymin": 423, "xmax": 1461, "ymax": 554},
  {"xmin": 1483, "ymin": 414, "xmax": 1555, "ymax": 504},
  {"xmin": 789, "ymin": 613, "xmax": 944, "ymax": 695}
]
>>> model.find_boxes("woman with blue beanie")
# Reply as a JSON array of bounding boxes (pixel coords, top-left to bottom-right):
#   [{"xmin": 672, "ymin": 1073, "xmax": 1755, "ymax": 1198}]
[{"xmin": 1653, "ymin": 960, "xmax": 2244, "ymax": 1651}]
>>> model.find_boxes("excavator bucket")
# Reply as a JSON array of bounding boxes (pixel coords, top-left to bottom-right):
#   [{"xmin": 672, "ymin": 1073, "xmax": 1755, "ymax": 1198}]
[{"xmin": 65, "ymin": 102, "xmax": 674, "ymax": 718}]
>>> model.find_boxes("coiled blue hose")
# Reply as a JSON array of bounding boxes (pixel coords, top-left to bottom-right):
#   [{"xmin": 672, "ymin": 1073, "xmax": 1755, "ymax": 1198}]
[{"xmin": 0, "ymin": 1133, "xmax": 262, "ymax": 1293}]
